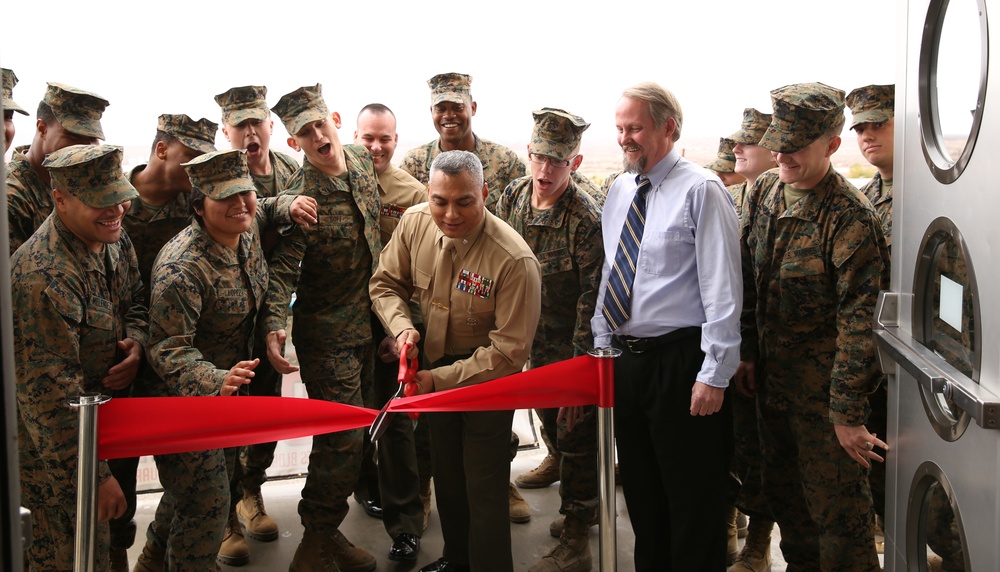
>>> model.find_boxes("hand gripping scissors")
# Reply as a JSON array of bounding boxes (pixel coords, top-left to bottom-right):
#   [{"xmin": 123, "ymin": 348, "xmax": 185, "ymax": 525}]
[{"xmin": 369, "ymin": 342, "xmax": 419, "ymax": 442}]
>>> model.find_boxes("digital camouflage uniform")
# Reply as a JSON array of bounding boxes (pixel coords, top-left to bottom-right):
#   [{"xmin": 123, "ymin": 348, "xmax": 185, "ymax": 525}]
[
  {"xmin": 7, "ymin": 144, "xmax": 51, "ymax": 255},
  {"xmin": 144, "ymin": 149, "xmax": 289, "ymax": 571},
  {"xmin": 848, "ymin": 84, "xmax": 895, "ymax": 527},
  {"xmin": 12, "ymin": 145, "xmax": 145, "ymax": 572},
  {"xmin": 262, "ymin": 145, "xmax": 382, "ymax": 537},
  {"xmin": 7, "ymin": 83, "xmax": 110, "ymax": 255},
  {"xmin": 724, "ymin": 108, "xmax": 774, "ymax": 520},
  {"xmin": 742, "ymin": 83, "xmax": 889, "ymax": 572},
  {"xmin": 401, "ymin": 135, "xmax": 525, "ymax": 214},
  {"xmin": 401, "ymin": 72, "xmax": 525, "ymax": 214},
  {"xmin": 495, "ymin": 108, "xmax": 604, "ymax": 528}
]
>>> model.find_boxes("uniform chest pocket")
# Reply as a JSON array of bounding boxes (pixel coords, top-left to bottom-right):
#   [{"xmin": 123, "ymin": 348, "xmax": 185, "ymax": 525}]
[
  {"xmin": 85, "ymin": 303, "xmax": 114, "ymax": 331},
  {"xmin": 450, "ymin": 289, "xmax": 497, "ymax": 334},
  {"xmin": 538, "ymin": 249, "xmax": 573, "ymax": 277},
  {"xmin": 780, "ymin": 246, "xmax": 826, "ymax": 279},
  {"xmin": 641, "ymin": 229, "xmax": 694, "ymax": 277},
  {"xmin": 317, "ymin": 214, "xmax": 358, "ymax": 239},
  {"xmin": 215, "ymin": 288, "xmax": 250, "ymax": 315},
  {"xmin": 413, "ymin": 267, "xmax": 431, "ymax": 291}
]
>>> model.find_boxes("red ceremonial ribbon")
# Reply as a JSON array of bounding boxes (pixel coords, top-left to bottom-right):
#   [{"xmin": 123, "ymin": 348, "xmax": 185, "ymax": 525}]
[{"xmin": 97, "ymin": 354, "xmax": 605, "ymax": 460}]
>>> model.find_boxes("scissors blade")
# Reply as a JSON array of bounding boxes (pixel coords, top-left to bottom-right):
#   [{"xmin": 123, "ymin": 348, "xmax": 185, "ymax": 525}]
[{"xmin": 370, "ymin": 383, "xmax": 405, "ymax": 442}]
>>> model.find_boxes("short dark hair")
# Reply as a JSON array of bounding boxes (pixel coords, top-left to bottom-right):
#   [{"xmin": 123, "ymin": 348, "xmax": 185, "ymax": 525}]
[
  {"xmin": 189, "ymin": 186, "xmax": 205, "ymax": 226},
  {"xmin": 36, "ymin": 101, "xmax": 57, "ymax": 126},
  {"xmin": 357, "ymin": 103, "xmax": 395, "ymax": 123},
  {"xmin": 150, "ymin": 130, "xmax": 178, "ymax": 155}
]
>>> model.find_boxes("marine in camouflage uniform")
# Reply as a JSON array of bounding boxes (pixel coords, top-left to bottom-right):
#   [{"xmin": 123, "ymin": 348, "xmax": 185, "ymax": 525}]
[
  {"xmin": 12, "ymin": 144, "xmax": 146, "ymax": 572},
  {"xmin": 214, "ymin": 85, "xmax": 301, "ymax": 547},
  {"xmin": 142, "ymin": 149, "xmax": 300, "ymax": 571},
  {"xmin": 704, "ymin": 137, "xmax": 745, "ymax": 187},
  {"xmin": 495, "ymin": 108, "xmax": 603, "ymax": 572},
  {"xmin": 7, "ymin": 82, "xmax": 108, "ymax": 255},
  {"xmin": 265, "ymin": 85, "xmax": 381, "ymax": 571},
  {"xmin": 110, "ymin": 114, "xmax": 219, "ymax": 567},
  {"xmin": 3, "ymin": 67, "xmax": 29, "ymax": 152},
  {"xmin": 738, "ymin": 83, "xmax": 889, "ymax": 571},
  {"xmin": 400, "ymin": 73, "xmax": 526, "ymax": 214}
]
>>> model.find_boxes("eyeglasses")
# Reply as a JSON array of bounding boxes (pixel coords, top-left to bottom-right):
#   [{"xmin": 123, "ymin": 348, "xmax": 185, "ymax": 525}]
[{"xmin": 528, "ymin": 152, "xmax": 576, "ymax": 169}]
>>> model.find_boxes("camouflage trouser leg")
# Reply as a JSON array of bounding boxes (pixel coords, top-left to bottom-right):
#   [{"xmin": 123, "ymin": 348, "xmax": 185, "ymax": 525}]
[
  {"xmin": 758, "ymin": 405, "xmax": 879, "ymax": 572},
  {"xmin": 24, "ymin": 503, "xmax": 110, "ymax": 571},
  {"xmin": 537, "ymin": 408, "xmax": 559, "ymax": 455},
  {"xmin": 154, "ymin": 446, "xmax": 234, "ymax": 571},
  {"xmin": 729, "ymin": 387, "xmax": 771, "ymax": 518},
  {"xmin": 240, "ymin": 336, "xmax": 282, "ymax": 492},
  {"xmin": 926, "ymin": 482, "xmax": 965, "ymax": 568},
  {"xmin": 555, "ymin": 405, "xmax": 598, "ymax": 524},
  {"xmin": 297, "ymin": 345, "xmax": 369, "ymax": 535}
]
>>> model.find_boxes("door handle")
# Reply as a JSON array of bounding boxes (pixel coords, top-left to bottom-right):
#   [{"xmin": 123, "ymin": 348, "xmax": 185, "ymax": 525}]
[{"xmin": 874, "ymin": 291, "xmax": 1000, "ymax": 430}]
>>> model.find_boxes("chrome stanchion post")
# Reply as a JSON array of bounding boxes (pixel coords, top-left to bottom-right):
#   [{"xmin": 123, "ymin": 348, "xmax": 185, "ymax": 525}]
[
  {"xmin": 68, "ymin": 393, "xmax": 110, "ymax": 572},
  {"xmin": 588, "ymin": 347, "xmax": 621, "ymax": 572}
]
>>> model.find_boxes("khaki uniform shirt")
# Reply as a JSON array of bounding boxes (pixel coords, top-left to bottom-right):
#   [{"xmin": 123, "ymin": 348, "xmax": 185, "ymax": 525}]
[
  {"xmin": 262, "ymin": 145, "xmax": 382, "ymax": 352},
  {"xmin": 370, "ymin": 204, "xmax": 542, "ymax": 391},
  {"xmin": 146, "ymin": 215, "xmax": 269, "ymax": 397},
  {"xmin": 859, "ymin": 172, "xmax": 892, "ymax": 250},
  {"xmin": 377, "ymin": 163, "xmax": 427, "ymax": 247},
  {"xmin": 740, "ymin": 167, "xmax": 889, "ymax": 425},
  {"xmin": 495, "ymin": 175, "xmax": 602, "ymax": 366},
  {"xmin": 12, "ymin": 214, "xmax": 148, "ymax": 506},
  {"xmin": 7, "ymin": 145, "xmax": 52, "ymax": 255},
  {"xmin": 400, "ymin": 135, "xmax": 526, "ymax": 213}
]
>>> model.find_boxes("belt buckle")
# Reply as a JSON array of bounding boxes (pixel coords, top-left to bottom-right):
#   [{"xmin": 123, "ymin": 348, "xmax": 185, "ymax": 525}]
[{"xmin": 624, "ymin": 337, "xmax": 645, "ymax": 354}]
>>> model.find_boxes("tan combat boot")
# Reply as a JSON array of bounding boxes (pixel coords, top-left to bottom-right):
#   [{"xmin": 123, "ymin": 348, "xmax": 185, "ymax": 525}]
[
  {"xmin": 515, "ymin": 451, "xmax": 562, "ymax": 488},
  {"xmin": 237, "ymin": 488, "xmax": 279, "ymax": 542},
  {"xmin": 290, "ymin": 532, "xmax": 340, "ymax": 572},
  {"xmin": 131, "ymin": 540, "xmax": 164, "ymax": 572},
  {"xmin": 329, "ymin": 528, "xmax": 376, "ymax": 572},
  {"xmin": 509, "ymin": 482, "xmax": 531, "ymax": 523},
  {"xmin": 727, "ymin": 505, "xmax": 740, "ymax": 565},
  {"xmin": 217, "ymin": 509, "xmax": 250, "ymax": 567},
  {"xmin": 529, "ymin": 514, "xmax": 593, "ymax": 572},
  {"xmin": 549, "ymin": 514, "xmax": 598, "ymax": 538},
  {"xmin": 728, "ymin": 516, "xmax": 773, "ymax": 572}
]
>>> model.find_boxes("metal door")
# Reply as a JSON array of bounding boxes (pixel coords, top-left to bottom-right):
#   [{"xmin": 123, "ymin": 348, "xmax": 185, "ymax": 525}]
[{"xmin": 877, "ymin": 0, "xmax": 998, "ymax": 569}]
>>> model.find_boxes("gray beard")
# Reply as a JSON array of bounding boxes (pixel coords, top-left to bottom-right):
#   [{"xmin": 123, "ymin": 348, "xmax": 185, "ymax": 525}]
[{"xmin": 622, "ymin": 154, "xmax": 646, "ymax": 174}]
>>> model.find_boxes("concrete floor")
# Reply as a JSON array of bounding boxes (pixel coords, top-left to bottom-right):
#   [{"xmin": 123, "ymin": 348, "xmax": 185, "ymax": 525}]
[{"xmin": 126, "ymin": 440, "xmax": 809, "ymax": 571}]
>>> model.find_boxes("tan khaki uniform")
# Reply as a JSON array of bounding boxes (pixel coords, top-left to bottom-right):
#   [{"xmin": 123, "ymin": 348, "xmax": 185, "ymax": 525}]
[
  {"xmin": 370, "ymin": 205, "xmax": 540, "ymax": 572},
  {"xmin": 376, "ymin": 163, "xmax": 426, "ymax": 246}
]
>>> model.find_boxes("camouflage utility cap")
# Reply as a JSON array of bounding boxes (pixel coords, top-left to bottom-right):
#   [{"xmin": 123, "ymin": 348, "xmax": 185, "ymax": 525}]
[
  {"xmin": 759, "ymin": 83, "xmax": 846, "ymax": 154},
  {"xmin": 727, "ymin": 108, "xmax": 772, "ymax": 145},
  {"xmin": 428, "ymin": 73, "xmax": 472, "ymax": 106},
  {"xmin": 847, "ymin": 84, "xmax": 895, "ymax": 129},
  {"xmin": 272, "ymin": 84, "xmax": 328, "ymax": 136},
  {"xmin": 43, "ymin": 82, "xmax": 110, "ymax": 140},
  {"xmin": 704, "ymin": 138, "xmax": 736, "ymax": 173},
  {"xmin": 214, "ymin": 85, "xmax": 269, "ymax": 126},
  {"xmin": 157, "ymin": 114, "xmax": 218, "ymax": 154},
  {"xmin": 182, "ymin": 149, "xmax": 256, "ymax": 200},
  {"xmin": 43, "ymin": 144, "xmax": 138, "ymax": 208},
  {"xmin": 529, "ymin": 108, "xmax": 589, "ymax": 161},
  {"xmin": 2, "ymin": 68, "xmax": 27, "ymax": 115}
]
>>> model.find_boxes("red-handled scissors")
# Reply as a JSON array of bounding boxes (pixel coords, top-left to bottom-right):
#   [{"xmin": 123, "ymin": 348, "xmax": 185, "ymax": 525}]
[{"xmin": 370, "ymin": 343, "xmax": 420, "ymax": 441}]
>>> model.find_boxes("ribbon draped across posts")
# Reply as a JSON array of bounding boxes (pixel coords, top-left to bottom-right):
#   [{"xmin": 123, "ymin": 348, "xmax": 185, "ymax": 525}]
[{"xmin": 97, "ymin": 355, "xmax": 601, "ymax": 460}]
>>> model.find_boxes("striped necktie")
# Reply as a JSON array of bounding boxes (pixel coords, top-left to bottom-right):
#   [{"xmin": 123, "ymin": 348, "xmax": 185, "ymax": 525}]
[{"xmin": 602, "ymin": 175, "xmax": 651, "ymax": 330}]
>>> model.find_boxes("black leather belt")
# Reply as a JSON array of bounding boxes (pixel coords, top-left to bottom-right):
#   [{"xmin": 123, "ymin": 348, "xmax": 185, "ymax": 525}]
[{"xmin": 612, "ymin": 327, "xmax": 701, "ymax": 354}]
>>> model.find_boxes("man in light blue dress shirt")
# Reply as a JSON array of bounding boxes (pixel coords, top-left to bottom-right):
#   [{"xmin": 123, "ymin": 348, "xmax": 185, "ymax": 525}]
[{"xmin": 592, "ymin": 82, "xmax": 742, "ymax": 571}]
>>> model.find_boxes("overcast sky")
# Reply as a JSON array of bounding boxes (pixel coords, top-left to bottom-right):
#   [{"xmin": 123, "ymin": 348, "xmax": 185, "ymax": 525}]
[{"xmin": 3, "ymin": 0, "xmax": 899, "ymax": 159}]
